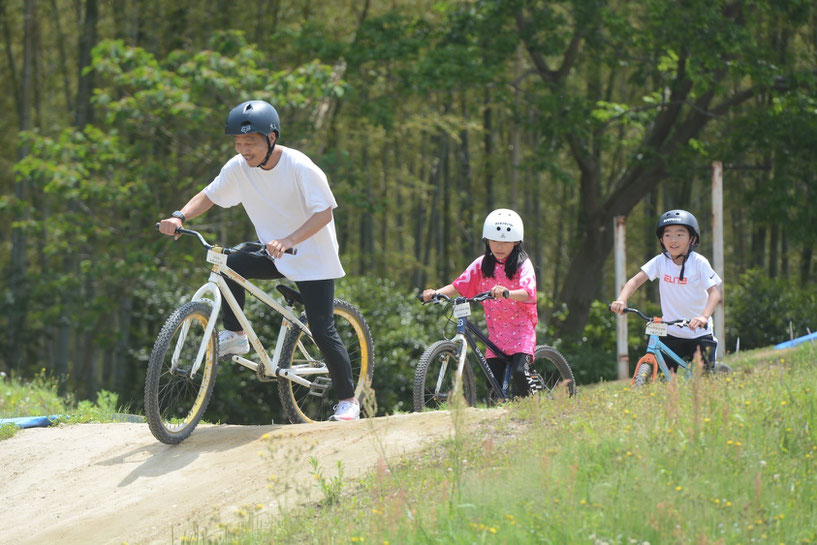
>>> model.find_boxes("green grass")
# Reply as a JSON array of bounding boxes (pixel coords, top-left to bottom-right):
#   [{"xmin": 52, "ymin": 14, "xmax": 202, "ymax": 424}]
[
  {"xmin": 177, "ymin": 341, "xmax": 817, "ymax": 544},
  {"xmin": 0, "ymin": 370, "xmax": 132, "ymax": 440}
]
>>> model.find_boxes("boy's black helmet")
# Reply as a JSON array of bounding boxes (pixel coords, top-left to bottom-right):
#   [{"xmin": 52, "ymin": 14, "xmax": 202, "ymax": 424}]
[
  {"xmin": 656, "ymin": 209, "xmax": 700, "ymax": 247},
  {"xmin": 225, "ymin": 100, "xmax": 280, "ymax": 138}
]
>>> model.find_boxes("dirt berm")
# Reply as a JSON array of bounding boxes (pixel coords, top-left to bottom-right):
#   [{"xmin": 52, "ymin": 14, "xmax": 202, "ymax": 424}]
[{"xmin": 0, "ymin": 409, "xmax": 498, "ymax": 545}]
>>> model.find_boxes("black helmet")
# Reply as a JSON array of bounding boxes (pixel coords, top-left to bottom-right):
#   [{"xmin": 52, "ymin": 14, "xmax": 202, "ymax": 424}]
[
  {"xmin": 656, "ymin": 209, "xmax": 700, "ymax": 247},
  {"xmin": 225, "ymin": 100, "xmax": 280, "ymax": 138}
]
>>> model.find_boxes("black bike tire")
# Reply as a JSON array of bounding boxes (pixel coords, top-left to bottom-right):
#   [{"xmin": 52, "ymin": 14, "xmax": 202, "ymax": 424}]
[
  {"xmin": 633, "ymin": 363, "xmax": 653, "ymax": 387},
  {"xmin": 277, "ymin": 298, "xmax": 375, "ymax": 424},
  {"xmin": 712, "ymin": 362, "xmax": 733, "ymax": 375},
  {"xmin": 413, "ymin": 340, "xmax": 477, "ymax": 412},
  {"xmin": 531, "ymin": 344, "xmax": 577, "ymax": 398},
  {"xmin": 144, "ymin": 301, "xmax": 219, "ymax": 444}
]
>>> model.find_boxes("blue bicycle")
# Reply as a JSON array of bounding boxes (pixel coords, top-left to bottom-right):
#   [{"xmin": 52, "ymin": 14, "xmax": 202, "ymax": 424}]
[
  {"xmin": 414, "ymin": 292, "xmax": 575, "ymax": 411},
  {"xmin": 618, "ymin": 306, "xmax": 731, "ymax": 386}
]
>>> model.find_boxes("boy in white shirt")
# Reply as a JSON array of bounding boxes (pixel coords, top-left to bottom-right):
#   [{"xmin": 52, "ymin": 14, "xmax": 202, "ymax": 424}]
[
  {"xmin": 610, "ymin": 209, "xmax": 722, "ymax": 369},
  {"xmin": 159, "ymin": 100, "xmax": 359, "ymax": 421}
]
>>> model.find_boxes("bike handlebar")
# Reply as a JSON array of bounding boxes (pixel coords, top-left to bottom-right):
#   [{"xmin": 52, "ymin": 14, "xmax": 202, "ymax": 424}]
[
  {"xmin": 419, "ymin": 289, "xmax": 510, "ymax": 305},
  {"xmin": 155, "ymin": 224, "xmax": 297, "ymax": 256},
  {"xmin": 608, "ymin": 303, "xmax": 689, "ymax": 327}
]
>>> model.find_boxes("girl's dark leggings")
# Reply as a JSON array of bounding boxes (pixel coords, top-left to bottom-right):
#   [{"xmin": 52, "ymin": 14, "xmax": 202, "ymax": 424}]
[
  {"xmin": 487, "ymin": 353, "xmax": 533, "ymax": 398},
  {"xmin": 221, "ymin": 249, "xmax": 355, "ymax": 400}
]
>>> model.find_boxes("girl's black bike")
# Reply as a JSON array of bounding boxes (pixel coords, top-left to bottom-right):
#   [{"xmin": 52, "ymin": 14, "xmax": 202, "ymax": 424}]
[{"xmin": 414, "ymin": 292, "xmax": 575, "ymax": 411}]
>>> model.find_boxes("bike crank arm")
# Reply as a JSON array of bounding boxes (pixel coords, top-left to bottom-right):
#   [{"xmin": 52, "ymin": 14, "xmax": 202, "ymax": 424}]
[{"xmin": 231, "ymin": 355, "xmax": 314, "ymax": 388}]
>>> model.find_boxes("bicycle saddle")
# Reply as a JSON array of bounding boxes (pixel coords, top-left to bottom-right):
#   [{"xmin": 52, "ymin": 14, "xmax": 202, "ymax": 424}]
[{"xmin": 276, "ymin": 284, "xmax": 304, "ymax": 306}]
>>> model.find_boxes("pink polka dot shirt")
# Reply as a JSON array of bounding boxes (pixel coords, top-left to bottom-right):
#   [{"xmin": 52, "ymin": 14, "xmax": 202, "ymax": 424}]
[{"xmin": 452, "ymin": 256, "xmax": 538, "ymax": 358}]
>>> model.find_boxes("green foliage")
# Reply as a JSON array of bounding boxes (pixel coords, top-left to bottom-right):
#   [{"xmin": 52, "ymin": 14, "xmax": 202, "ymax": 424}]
[
  {"xmin": 0, "ymin": 371, "xmax": 128, "ymax": 441},
  {"xmin": 0, "ymin": 370, "xmax": 71, "ymax": 417},
  {"xmin": 727, "ymin": 269, "xmax": 817, "ymax": 350},
  {"xmin": 308, "ymin": 457, "xmax": 345, "ymax": 506},
  {"xmin": 186, "ymin": 343, "xmax": 817, "ymax": 544}
]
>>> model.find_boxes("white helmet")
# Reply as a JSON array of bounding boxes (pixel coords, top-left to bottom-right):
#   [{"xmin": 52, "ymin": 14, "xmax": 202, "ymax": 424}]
[{"xmin": 482, "ymin": 208, "xmax": 524, "ymax": 242}]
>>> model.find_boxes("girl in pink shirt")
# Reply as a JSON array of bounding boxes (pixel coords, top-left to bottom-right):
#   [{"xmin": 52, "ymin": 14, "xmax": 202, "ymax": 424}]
[{"xmin": 422, "ymin": 209, "xmax": 538, "ymax": 398}]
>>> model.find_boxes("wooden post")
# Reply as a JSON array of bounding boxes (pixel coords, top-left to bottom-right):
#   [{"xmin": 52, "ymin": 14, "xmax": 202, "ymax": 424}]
[
  {"xmin": 615, "ymin": 216, "xmax": 629, "ymax": 380},
  {"xmin": 712, "ymin": 161, "xmax": 725, "ymax": 358}
]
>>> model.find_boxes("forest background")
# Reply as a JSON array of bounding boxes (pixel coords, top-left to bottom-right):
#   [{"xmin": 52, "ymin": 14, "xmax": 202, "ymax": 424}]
[{"xmin": 2, "ymin": 0, "xmax": 816, "ymax": 423}]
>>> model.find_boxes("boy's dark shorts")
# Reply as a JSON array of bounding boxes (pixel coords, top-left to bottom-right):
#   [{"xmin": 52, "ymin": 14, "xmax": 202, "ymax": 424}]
[{"xmin": 659, "ymin": 334, "xmax": 718, "ymax": 370}]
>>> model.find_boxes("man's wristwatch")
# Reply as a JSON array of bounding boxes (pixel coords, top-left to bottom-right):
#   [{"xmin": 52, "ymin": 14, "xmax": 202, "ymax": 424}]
[{"xmin": 171, "ymin": 210, "xmax": 186, "ymax": 223}]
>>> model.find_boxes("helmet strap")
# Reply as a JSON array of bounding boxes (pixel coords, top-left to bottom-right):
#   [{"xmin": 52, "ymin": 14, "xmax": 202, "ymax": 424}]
[
  {"xmin": 679, "ymin": 252, "xmax": 689, "ymax": 281},
  {"xmin": 662, "ymin": 245, "xmax": 692, "ymax": 281},
  {"xmin": 256, "ymin": 135, "xmax": 276, "ymax": 169}
]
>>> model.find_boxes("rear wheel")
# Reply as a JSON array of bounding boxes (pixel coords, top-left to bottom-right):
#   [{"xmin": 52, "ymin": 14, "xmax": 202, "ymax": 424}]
[
  {"xmin": 530, "ymin": 345, "xmax": 576, "ymax": 398},
  {"xmin": 144, "ymin": 301, "xmax": 219, "ymax": 444},
  {"xmin": 413, "ymin": 340, "xmax": 477, "ymax": 412},
  {"xmin": 712, "ymin": 362, "xmax": 733, "ymax": 375},
  {"xmin": 277, "ymin": 299, "xmax": 374, "ymax": 424}
]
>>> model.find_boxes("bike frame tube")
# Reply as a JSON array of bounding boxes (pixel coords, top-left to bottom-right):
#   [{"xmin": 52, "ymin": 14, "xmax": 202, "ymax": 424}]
[
  {"xmin": 453, "ymin": 315, "xmax": 509, "ymax": 399},
  {"xmin": 645, "ymin": 334, "xmax": 691, "ymax": 382},
  {"xmin": 185, "ymin": 259, "xmax": 317, "ymax": 384}
]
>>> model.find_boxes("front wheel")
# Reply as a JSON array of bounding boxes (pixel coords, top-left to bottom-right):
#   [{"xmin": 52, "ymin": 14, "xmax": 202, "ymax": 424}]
[
  {"xmin": 633, "ymin": 363, "xmax": 653, "ymax": 387},
  {"xmin": 413, "ymin": 340, "xmax": 477, "ymax": 412},
  {"xmin": 277, "ymin": 299, "xmax": 374, "ymax": 424},
  {"xmin": 530, "ymin": 345, "xmax": 576, "ymax": 398},
  {"xmin": 144, "ymin": 301, "xmax": 219, "ymax": 444}
]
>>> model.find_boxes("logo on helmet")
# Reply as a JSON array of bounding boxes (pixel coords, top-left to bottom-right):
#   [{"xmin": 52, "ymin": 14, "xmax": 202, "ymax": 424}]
[{"xmin": 240, "ymin": 125, "xmax": 251, "ymax": 134}]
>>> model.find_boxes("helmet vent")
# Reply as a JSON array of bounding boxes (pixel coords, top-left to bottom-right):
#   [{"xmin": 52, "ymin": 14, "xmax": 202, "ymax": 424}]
[{"xmin": 244, "ymin": 104, "xmax": 254, "ymax": 112}]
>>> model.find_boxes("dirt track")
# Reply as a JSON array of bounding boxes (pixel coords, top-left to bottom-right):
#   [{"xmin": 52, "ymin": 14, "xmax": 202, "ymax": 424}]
[{"xmin": 0, "ymin": 410, "xmax": 497, "ymax": 545}]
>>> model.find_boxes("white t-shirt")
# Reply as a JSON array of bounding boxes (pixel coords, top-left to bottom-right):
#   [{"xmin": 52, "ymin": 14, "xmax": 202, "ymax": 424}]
[
  {"xmin": 641, "ymin": 252, "xmax": 722, "ymax": 339},
  {"xmin": 204, "ymin": 147, "xmax": 345, "ymax": 281}
]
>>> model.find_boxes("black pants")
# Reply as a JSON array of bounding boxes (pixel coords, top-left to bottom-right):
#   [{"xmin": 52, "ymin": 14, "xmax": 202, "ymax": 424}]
[
  {"xmin": 487, "ymin": 353, "xmax": 533, "ymax": 398},
  {"xmin": 659, "ymin": 334, "xmax": 718, "ymax": 371},
  {"xmin": 222, "ymin": 250, "xmax": 355, "ymax": 400}
]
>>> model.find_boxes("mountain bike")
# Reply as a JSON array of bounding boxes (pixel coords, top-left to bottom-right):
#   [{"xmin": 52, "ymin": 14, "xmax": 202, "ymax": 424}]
[
  {"xmin": 145, "ymin": 226, "xmax": 374, "ymax": 444},
  {"xmin": 616, "ymin": 306, "xmax": 731, "ymax": 386},
  {"xmin": 413, "ymin": 292, "xmax": 575, "ymax": 412}
]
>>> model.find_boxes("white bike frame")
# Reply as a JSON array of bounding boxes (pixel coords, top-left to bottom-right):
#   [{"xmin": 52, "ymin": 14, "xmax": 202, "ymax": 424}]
[{"xmin": 172, "ymin": 246, "xmax": 322, "ymax": 387}]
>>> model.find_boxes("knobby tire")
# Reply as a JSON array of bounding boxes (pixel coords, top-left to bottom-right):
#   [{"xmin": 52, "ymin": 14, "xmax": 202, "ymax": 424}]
[{"xmin": 145, "ymin": 301, "xmax": 219, "ymax": 444}]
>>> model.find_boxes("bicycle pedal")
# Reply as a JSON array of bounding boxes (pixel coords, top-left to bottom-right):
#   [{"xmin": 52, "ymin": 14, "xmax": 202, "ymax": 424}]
[{"xmin": 308, "ymin": 376, "xmax": 333, "ymax": 398}]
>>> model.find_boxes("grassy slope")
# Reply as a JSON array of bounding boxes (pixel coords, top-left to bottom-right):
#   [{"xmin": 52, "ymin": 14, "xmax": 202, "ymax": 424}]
[
  {"xmin": 187, "ymin": 342, "xmax": 817, "ymax": 545},
  {"xmin": 0, "ymin": 371, "xmax": 127, "ymax": 440}
]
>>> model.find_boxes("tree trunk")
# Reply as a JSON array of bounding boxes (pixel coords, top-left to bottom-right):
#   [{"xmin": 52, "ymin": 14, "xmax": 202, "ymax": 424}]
[
  {"xmin": 768, "ymin": 223, "xmax": 779, "ymax": 278},
  {"xmin": 8, "ymin": 0, "xmax": 37, "ymax": 372},
  {"xmin": 458, "ymin": 94, "xmax": 474, "ymax": 256},
  {"xmin": 412, "ymin": 138, "xmax": 429, "ymax": 288},
  {"xmin": 483, "ymin": 88, "xmax": 494, "ymax": 212},
  {"xmin": 394, "ymin": 141, "xmax": 404, "ymax": 254},
  {"xmin": 0, "ymin": 0, "xmax": 22, "ymax": 121},
  {"xmin": 643, "ymin": 189, "xmax": 658, "ymax": 301},
  {"xmin": 800, "ymin": 243, "xmax": 813, "ymax": 285},
  {"xmin": 49, "ymin": 0, "xmax": 74, "ymax": 114},
  {"xmin": 380, "ymin": 145, "xmax": 389, "ymax": 277},
  {"xmin": 359, "ymin": 135, "xmax": 374, "ymax": 274},
  {"xmin": 75, "ymin": 0, "xmax": 97, "ymax": 127}
]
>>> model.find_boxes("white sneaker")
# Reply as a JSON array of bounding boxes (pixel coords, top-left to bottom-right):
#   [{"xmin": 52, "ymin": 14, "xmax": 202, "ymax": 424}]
[
  {"xmin": 328, "ymin": 399, "xmax": 360, "ymax": 421},
  {"xmin": 218, "ymin": 330, "xmax": 249, "ymax": 358}
]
